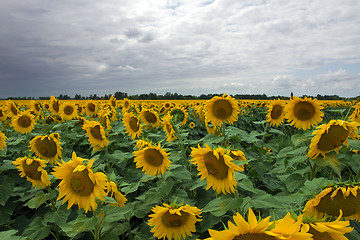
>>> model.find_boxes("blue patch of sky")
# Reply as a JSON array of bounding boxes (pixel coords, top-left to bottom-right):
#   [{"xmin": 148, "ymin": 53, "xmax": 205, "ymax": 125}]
[{"xmin": 293, "ymin": 61, "xmax": 360, "ymax": 78}]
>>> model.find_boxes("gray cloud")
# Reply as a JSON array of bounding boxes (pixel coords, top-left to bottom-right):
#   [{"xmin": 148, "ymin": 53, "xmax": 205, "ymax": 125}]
[{"xmin": 0, "ymin": 0, "xmax": 360, "ymax": 98}]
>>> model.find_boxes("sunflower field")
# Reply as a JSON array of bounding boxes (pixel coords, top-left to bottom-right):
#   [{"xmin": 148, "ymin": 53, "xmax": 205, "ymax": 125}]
[{"xmin": 1, "ymin": 95, "xmax": 360, "ymax": 240}]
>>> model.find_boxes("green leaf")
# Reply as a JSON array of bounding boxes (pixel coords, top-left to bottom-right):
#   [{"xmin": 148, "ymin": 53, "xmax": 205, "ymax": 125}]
[
  {"xmin": 284, "ymin": 173, "xmax": 305, "ymax": 192},
  {"xmin": 104, "ymin": 203, "xmax": 134, "ymax": 222},
  {"xmin": 121, "ymin": 181, "xmax": 140, "ymax": 195},
  {"xmin": 250, "ymin": 190, "xmax": 284, "ymax": 209},
  {"xmin": 238, "ymin": 177, "xmax": 256, "ymax": 193},
  {"xmin": 172, "ymin": 166, "xmax": 192, "ymax": 180},
  {"xmin": 22, "ymin": 217, "xmax": 51, "ymax": 240},
  {"xmin": 269, "ymin": 128, "xmax": 285, "ymax": 135},
  {"xmin": 202, "ymin": 195, "xmax": 242, "ymax": 216},
  {"xmin": 0, "ymin": 176, "xmax": 15, "ymax": 205},
  {"xmin": 189, "ymin": 179, "xmax": 207, "ymax": 191},
  {"xmin": 43, "ymin": 205, "xmax": 71, "ymax": 225},
  {"xmin": 24, "ymin": 190, "xmax": 57, "ymax": 209},
  {"xmin": 109, "ymin": 222, "xmax": 131, "ymax": 236},
  {"xmin": 0, "ymin": 230, "xmax": 18, "ymax": 240},
  {"xmin": 72, "ymin": 214, "xmax": 99, "ymax": 233}
]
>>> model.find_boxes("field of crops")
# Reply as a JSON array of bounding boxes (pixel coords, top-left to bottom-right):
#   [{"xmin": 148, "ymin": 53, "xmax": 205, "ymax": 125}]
[{"xmin": 0, "ymin": 95, "xmax": 360, "ymax": 240}]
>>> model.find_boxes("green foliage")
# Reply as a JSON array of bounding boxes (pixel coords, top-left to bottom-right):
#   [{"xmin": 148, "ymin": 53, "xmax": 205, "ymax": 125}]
[{"xmin": 0, "ymin": 100, "xmax": 359, "ymax": 239}]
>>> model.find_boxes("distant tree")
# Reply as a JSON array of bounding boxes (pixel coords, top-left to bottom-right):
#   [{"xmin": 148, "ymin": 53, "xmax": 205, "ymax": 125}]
[
  {"xmin": 114, "ymin": 92, "xmax": 128, "ymax": 100},
  {"xmin": 74, "ymin": 94, "xmax": 82, "ymax": 100}
]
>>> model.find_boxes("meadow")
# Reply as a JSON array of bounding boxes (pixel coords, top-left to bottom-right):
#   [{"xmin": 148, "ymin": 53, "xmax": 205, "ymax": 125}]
[{"xmin": 0, "ymin": 95, "xmax": 360, "ymax": 240}]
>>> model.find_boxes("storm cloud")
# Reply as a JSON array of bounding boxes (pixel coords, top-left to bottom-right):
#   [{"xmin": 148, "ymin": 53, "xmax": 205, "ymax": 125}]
[{"xmin": 1, "ymin": 0, "xmax": 359, "ymax": 98}]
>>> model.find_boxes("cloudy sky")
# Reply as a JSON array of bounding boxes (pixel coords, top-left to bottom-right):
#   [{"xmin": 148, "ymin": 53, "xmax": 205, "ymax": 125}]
[{"xmin": 1, "ymin": 0, "xmax": 360, "ymax": 98}]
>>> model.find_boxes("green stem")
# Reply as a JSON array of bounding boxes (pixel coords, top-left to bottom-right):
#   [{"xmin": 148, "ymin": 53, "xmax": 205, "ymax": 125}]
[
  {"xmin": 307, "ymin": 158, "xmax": 317, "ymax": 180},
  {"xmin": 262, "ymin": 122, "xmax": 270, "ymax": 143},
  {"xmin": 221, "ymin": 122, "xmax": 227, "ymax": 147},
  {"xmin": 94, "ymin": 224, "xmax": 101, "ymax": 240},
  {"xmin": 49, "ymin": 191, "xmax": 61, "ymax": 240},
  {"xmin": 343, "ymin": 105, "xmax": 353, "ymax": 121},
  {"xmin": 354, "ymin": 168, "xmax": 360, "ymax": 182},
  {"xmin": 105, "ymin": 147, "xmax": 111, "ymax": 171}
]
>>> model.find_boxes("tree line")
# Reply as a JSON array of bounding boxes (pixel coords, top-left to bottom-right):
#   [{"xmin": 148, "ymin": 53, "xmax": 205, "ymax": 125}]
[{"xmin": 2, "ymin": 91, "xmax": 356, "ymax": 101}]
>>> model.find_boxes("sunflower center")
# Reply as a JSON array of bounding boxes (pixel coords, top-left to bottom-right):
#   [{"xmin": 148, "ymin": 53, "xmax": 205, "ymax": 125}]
[
  {"xmin": 64, "ymin": 105, "xmax": 74, "ymax": 115},
  {"xmin": 129, "ymin": 117, "xmax": 140, "ymax": 131},
  {"xmin": 317, "ymin": 125, "xmax": 349, "ymax": 151},
  {"xmin": 0, "ymin": 110, "xmax": 3, "ymax": 117},
  {"xmin": 35, "ymin": 103, "xmax": 41, "ymax": 111},
  {"xmin": 161, "ymin": 211, "xmax": 189, "ymax": 228},
  {"xmin": 270, "ymin": 105, "xmax": 283, "ymax": 119},
  {"xmin": 316, "ymin": 188, "xmax": 360, "ymax": 218},
  {"xmin": 88, "ymin": 103, "xmax": 96, "ymax": 112},
  {"xmin": 145, "ymin": 149, "xmax": 163, "ymax": 166},
  {"xmin": 53, "ymin": 101, "xmax": 59, "ymax": 112},
  {"xmin": 35, "ymin": 137, "xmax": 58, "ymax": 158},
  {"xmin": 22, "ymin": 160, "xmax": 41, "ymax": 180},
  {"xmin": 204, "ymin": 152, "xmax": 228, "ymax": 179},
  {"xmin": 69, "ymin": 169, "xmax": 94, "ymax": 196},
  {"xmin": 124, "ymin": 101, "xmax": 130, "ymax": 109},
  {"xmin": 90, "ymin": 125, "xmax": 103, "ymax": 140},
  {"xmin": 18, "ymin": 115, "xmax": 31, "ymax": 128},
  {"xmin": 294, "ymin": 102, "xmax": 315, "ymax": 120},
  {"xmin": 233, "ymin": 233, "xmax": 278, "ymax": 240},
  {"xmin": 144, "ymin": 111, "xmax": 157, "ymax": 123},
  {"xmin": 11, "ymin": 104, "xmax": 18, "ymax": 115},
  {"xmin": 212, "ymin": 100, "xmax": 233, "ymax": 119}
]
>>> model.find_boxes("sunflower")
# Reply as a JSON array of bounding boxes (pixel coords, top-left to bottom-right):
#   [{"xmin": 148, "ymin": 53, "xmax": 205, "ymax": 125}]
[
  {"xmin": 307, "ymin": 120, "xmax": 360, "ymax": 159},
  {"xmin": 30, "ymin": 100, "xmax": 42, "ymax": 116},
  {"xmin": 123, "ymin": 113, "xmax": 143, "ymax": 140},
  {"xmin": 133, "ymin": 143, "xmax": 171, "ymax": 176},
  {"xmin": 82, "ymin": 120, "xmax": 110, "ymax": 151},
  {"xmin": 52, "ymin": 152, "xmax": 108, "ymax": 213},
  {"xmin": 85, "ymin": 100, "xmax": 98, "ymax": 116},
  {"xmin": 140, "ymin": 108, "xmax": 161, "ymax": 128},
  {"xmin": 189, "ymin": 144, "xmax": 244, "ymax": 194},
  {"xmin": 49, "ymin": 95, "xmax": 60, "ymax": 115},
  {"xmin": 205, "ymin": 121, "xmax": 219, "ymax": 136},
  {"xmin": 0, "ymin": 107, "xmax": 7, "ymax": 122},
  {"xmin": 169, "ymin": 106, "xmax": 188, "ymax": 127},
  {"xmin": 11, "ymin": 111, "xmax": 36, "ymax": 134},
  {"xmin": 161, "ymin": 114, "xmax": 177, "ymax": 142},
  {"xmin": 0, "ymin": 130, "xmax": 7, "ymax": 151},
  {"xmin": 266, "ymin": 99, "xmax": 286, "ymax": 127},
  {"xmin": 228, "ymin": 149, "xmax": 247, "ymax": 171},
  {"xmin": 12, "ymin": 156, "xmax": 51, "ymax": 189},
  {"xmin": 284, "ymin": 96, "xmax": 324, "ymax": 130},
  {"xmin": 194, "ymin": 104, "xmax": 206, "ymax": 126},
  {"xmin": 303, "ymin": 185, "xmax": 360, "ymax": 220},
  {"xmin": 109, "ymin": 95, "xmax": 117, "ymax": 108},
  {"xmin": 189, "ymin": 122, "xmax": 195, "ymax": 128},
  {"xmin": 135, "ymin": 139, "xmax": 153, "ymax": 150},
  {"xmin": 148, "ymin": 202, "xmax": 202, "ymax": 240},
  {"xmin": 302, "ymin": 210, "xmax": 354, "ymax": 240},
  {"xmin": 205, "ymin": 94, "xmax": 239, "ymax": 127},
  {"xmin": 29, "ymin": 133, "xmax": 63, "ymax": 165},
  {"xmin": 349, "ymin": 102, "xmax": 360, "ymax": 123},
  {"xmin": 106, "ymin": 181, "xmax": 127, "ymax": 207},
  {"xmin": 209, "ymin": 208, "xmax": 312, "ymax": 240},
  {"xmin": 5, "ymin": 100, "xmax": 19, "ymax": 117},
  {"xmin": 59, "ymin": 101, "xmax": 78, "ymax": 120},
  {"xmin": 99, "ymin": 106, "xmax": 115, "ymax": 130},
  {"xmin": 122, "ymin": 98, "xmax": 131, "ymax": 112}
]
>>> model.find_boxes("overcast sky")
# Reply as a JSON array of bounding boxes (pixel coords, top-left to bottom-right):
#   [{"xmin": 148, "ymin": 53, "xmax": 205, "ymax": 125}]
[{"xmin": 1, "ymin": 0, "xmax": 360, "ymax": 98}]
